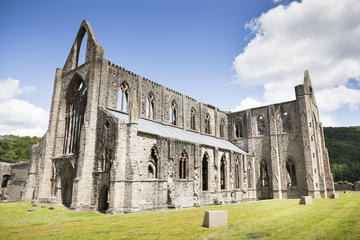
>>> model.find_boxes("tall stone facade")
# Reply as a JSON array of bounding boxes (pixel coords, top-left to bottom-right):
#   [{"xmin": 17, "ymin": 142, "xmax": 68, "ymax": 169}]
[{"xmin": 23, "ymin": 20, "xmax": 335, "ymax": 213}]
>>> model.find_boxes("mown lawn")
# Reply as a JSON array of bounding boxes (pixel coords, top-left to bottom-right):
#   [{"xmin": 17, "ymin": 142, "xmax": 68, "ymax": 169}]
[{"xmin": 1, "ymin": 192, "xmax": 359, "ymax": 240}]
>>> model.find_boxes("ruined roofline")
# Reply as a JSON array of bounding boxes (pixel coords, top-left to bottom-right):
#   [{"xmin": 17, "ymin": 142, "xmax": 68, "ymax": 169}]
[
  {"xmin": 107, "ymin": 59, "xmax": 230, "ymax": 115},
  {"xmin": 230, "ymin": 99, "xmax": 298, "ymax": 115}
]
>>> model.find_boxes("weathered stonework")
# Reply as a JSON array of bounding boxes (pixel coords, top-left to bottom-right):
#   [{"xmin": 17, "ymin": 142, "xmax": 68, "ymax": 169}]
[
  {"xmin": 22, "ymin": 20, "xmax": 335, "ymax": 213},
  {"xmin": 0, "ymin": 161, "xmax": 29, "ymax": 201}
]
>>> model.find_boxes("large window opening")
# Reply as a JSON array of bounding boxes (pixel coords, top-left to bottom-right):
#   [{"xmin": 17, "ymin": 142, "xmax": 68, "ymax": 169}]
[
  {"xmin": 179, "ymin": 151, "xmax": 188, "ymax": 179},
  {"xmin": 260, "ymin": 160, "xmax": 269, "ymax": 187},
  {"xmin": 220, "ymin": 155, "xmax": 226, "ymax": 190},
  {"xmin": 146, "ymin": 92, "xmax": 155, "ymax": 120},
  {"xmin": 148, "ymin": 147, "xmax": 159, "ymax": 179},
  {"xmin": 286, "ymin": 159, "xmax": 297, "ymax": 187},
  {"xmin": 118, "ymin": 82, "xmax": 129, "ymax": 112},
  {"xmin": 202, "ymin": 153, "xmax": 209, "ymax": 191},
  {"xmin": 63, "ymin": 76, "xmax": 87, "ymax": 155}
]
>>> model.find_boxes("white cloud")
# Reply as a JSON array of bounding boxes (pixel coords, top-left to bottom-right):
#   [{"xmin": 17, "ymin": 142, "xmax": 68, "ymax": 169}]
[
  {"xmin": 233, "ymin": 0, "xmax": 360, "ymax": 126},
  {"xmin": 0, "ymin": 78, "xmax": 48, "ymax": 137},
  {"xmin": 233, "ymin": 97, "xmax": 266, "ymax": 111},
  {"xmin": 0, "ymin": 77, "xmax": 35, "ymax": 101}
]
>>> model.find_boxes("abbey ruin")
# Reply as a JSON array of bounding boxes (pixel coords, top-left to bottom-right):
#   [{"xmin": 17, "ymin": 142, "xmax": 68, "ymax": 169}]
[{"xmin": 14, "ymin": 20, "xmax": 335, "ymax": 213}]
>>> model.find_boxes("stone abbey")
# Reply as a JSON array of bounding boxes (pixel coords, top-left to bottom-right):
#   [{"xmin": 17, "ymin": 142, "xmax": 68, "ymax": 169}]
[{"xmin": 20, "ymin": 20, "xmax": 334, "ymax": 213}]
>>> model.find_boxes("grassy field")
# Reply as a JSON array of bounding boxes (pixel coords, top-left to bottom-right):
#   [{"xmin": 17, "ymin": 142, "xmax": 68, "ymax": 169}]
[{"xmin": 1, "ymin": 192, "xmax": 359, "ymax": 240}]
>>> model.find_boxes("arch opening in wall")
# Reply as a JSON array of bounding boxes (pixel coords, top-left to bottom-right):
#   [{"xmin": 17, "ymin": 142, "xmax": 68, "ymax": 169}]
[
  {"xmin": 1, "ymin": 174, "xmax": 10, "ymax": 188},
  {"xmin": 286, "ymin": 159, "xmax": 297, "ymax": 187},
  {"xmin": 220, "ymin": 119, "xmax": 225, "ymax": 138},
  {"xmin": 282, "ymin": 111, "xmax": 291, "ymax": 132},
  {"xmin": 260, "ymin": 160, "xmax": 269, "ymax": 187},
  {"xmin": 234, "ymin": 122, "xmax": 240, "ymax": 138},
  {"xmin": 146, "ymin": 92, "xmax": 155, "ymax": 120},
  {"xmin": 148, "ymin": 146, "xmax": 159, "ymax": 179},
  {"xmin": 220, "ymin": 155, "xmax": 226, "ymax": 190},
  {"xmin": 77, "ymin": 31, "xmax": 88, "ymax": 67},
  {"xmin": 257, "ymin": 115, "xmax": 266, "ymax": 135},
  {"xmin": 234, "ymin": 158, "xmax": 241, "ymax": 189},
  {"xmin": 205, "ymin": 113, "xmax": 211, "ymax": 134},
  {"xmin": 190, "ymin": 108, "xmax": 196, "ymax": 130},
  {"xmin": 63, "ymin": 75, "xmax": 87, "ymax": 155},
  {"xmin": 247, "ymin": 162, "xmax": 252, "ymax": 188},
  {"xmin": 98, "ymin": 185, "xmax": 109, "ymax": 213},
  {"xmin": 179, "ymin": 151, "xmax": 188, "ymax": 179},
  {"xmin": 61, "ymin": 161, "xmax": 75, "ymax": 208},
  {"xmin": 118, "ymin": 81, "xmax": 129, "ymax": 113},
  {"xmin": 202, "ymin": 153, "xmax": 209, "ymax": 191},
  {"xmin": 170, "ymin": 100, "xmax": 177, "ymax": 125}
]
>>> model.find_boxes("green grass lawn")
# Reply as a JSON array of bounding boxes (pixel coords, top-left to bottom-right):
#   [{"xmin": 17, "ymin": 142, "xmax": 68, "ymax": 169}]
[{"xmin": 1, "ymin": 192, "xmax": 360, "ymax": 240}]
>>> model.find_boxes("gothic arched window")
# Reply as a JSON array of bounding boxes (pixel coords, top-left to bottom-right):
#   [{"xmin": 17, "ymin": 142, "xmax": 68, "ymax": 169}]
[
  {"xmin": 63, "ymin": 75, "xmax": 87, "ymax": 154},
  {"xmin": 148, "ymin": 146, "xmax": 159, "ymax": 178},
  {"xmin": 235, "ymin": 122, "xmax": 240, "ymax": 138},
  {"xmin": 202, "ymin": 153, "xmax": 209, "ymax": 191},
  {"xmin": 260, "ymin": 160, "xmax": 269, "ymax": 187},
  {"xmin": 282, "ymin": 112, "xmax": 291, "ymax": 132},
  {"xmin": 170, "ymin": 100, "xmax": 177, "ymax": 125},
  {"xmin": 286, "ymin": 159, "xmax": 297, "ymax": 187},
  {"xmin": 146, "ymin": 92, "xmax": 155, "ymax": 120},
  {"xmin": 220, "ymin": 119, "xmax": 225, "ymax": 138},
  {"xmin": 190, "ymin": 108, "xmax": 196, "ymax": 130},
  {"xmin": 118, "ymin": 82, "xmax": 129, "ymax": 112},
  {"xmin": 179, "ymin": 151, "xmax": 188, "ymax": 179},
  {"xmin": 247, "ymin": 162, "xmax": 252, "ymax": 188},
  {"xmin": 205, "ymin": 113, "xmax": 211, "ymax": 134},
  {"xmin": 257, "ymin": 115, "xmax": 266, "ymax": 135},
  {"xmin": 234, "ymin": 158, "xmax": 241, "ymax": 189},
  {"xmin": 220, "ymin": 155, "xmax": 226, "ymax": 190}
]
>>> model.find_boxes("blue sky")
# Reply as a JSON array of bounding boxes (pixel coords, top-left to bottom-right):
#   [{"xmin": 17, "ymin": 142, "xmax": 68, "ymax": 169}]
[{"xmin": 0, "ymin": 0, "xmax": 359, "ymax": 136}]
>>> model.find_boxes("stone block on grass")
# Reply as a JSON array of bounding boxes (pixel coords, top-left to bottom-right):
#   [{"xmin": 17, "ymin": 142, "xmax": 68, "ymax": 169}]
[
  {"xmin": 203, "ymin": 210, "xmax": 228, "ymax": 228},
  {"xmin": 330, "ymin": 193, "xmax": 339, "ymax": 199},
  {"xmin": 299, "ymin": 196, "xmax": 312, "ymax": 205}
]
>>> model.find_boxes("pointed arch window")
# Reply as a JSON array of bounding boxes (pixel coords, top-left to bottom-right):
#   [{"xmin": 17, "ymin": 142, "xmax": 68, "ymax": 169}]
[
  {"xmin": 190, "ymin": 108, "xmax": 196, "ymax": 130},
  {"xmin": 257, "ymin": 115, "xmax": 266, "ymax": 135},
  {"xmin": 63, "ymin": 76, "xmax": 87, "ymax": 154},
  {"xmin": 202, "ymin": 153, "xmax": 209, "ymax": 191},
  {"xmin": 247, "ymin": 162, "xmax": 252, "ymax": 188},
  {"xmin": 205, "ymin": 113, "xmax": 211, "ymax": 134},
  {"xmin": 282, "ymin": 112, "xmax": 291, "ymax": 132},
  {"xmin": 220, "ymin": 155, "xmax": 226, "ymax": 190},
  {"xmin": 146, "ymin": 92, "xmax": 155, "ymax": 120},
  {"xmin": 179, "ymin": 151, "xmax": 188, "ymax": 179},
  {"xmin": 234, "ymin": 158, "xmax": 241, "ymax": 189},
  {"xmin": 286, "ymin": 159, "xmax": 297, "ymax": 187},
  {"xmin": 118, "ymin": 82, "xmax": 129, "ymax": 112},
  {"xmin": 148, "ymin": 146, "xmax": 159, "ymax": 179},
  {"xmin": 235, "ymin": 122, "xmax": 240, "ymax": 138},
  {"xmin": 220, "ymin": 119, "xmax": 225, "ymax": 138},
  {"xmin": 260, "ymin": 160, "xmax": 269, "ymax": 187},
  {"xmin": 169, "ymin": 100, "xmax": 177, "ymax": 125}
]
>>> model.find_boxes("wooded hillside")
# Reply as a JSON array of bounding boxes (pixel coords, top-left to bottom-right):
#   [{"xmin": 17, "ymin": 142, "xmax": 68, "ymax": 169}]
[
  {"xmin": 324, "ymin": 126, "xmax": 360, "ymax": 183},
  {"xmin": 0, "ymin": 135, "xmax": 41, "ymax": 163}
]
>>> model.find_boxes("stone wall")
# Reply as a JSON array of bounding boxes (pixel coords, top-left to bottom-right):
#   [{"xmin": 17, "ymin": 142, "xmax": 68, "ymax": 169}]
[{"xmin": 0, "ymin": 161, "xmax": 29, "ymax": 201}]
